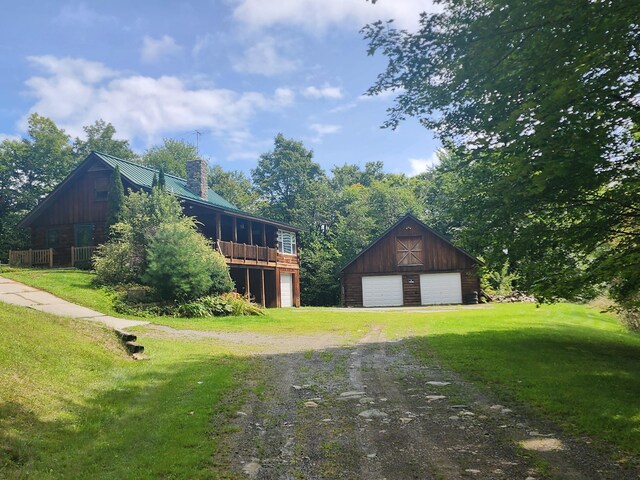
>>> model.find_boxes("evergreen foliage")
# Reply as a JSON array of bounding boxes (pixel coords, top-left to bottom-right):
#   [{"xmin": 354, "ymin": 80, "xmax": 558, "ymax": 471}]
[
  {"xmin": 105, "ymin": 165, "xmax": 125, "ymax": 237},
  {"xmin": 158, "ymin": 168, "xmax": 166, "ymax": 190}
]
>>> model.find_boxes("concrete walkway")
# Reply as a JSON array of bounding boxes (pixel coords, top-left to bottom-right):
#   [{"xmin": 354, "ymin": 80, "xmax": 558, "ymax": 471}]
[{"xmin": 0, "ymin": 275, "xmax": 149, "ymax": 331}]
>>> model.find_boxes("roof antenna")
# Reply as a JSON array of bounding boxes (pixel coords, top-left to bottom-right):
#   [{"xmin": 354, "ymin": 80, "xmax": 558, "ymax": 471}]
[{"xmin": 194, "ymin": 130, "xmax": 201, "ymax": 156}]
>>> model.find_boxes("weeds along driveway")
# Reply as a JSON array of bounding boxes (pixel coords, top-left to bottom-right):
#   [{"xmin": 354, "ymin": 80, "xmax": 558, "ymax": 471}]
[{"xmin": 137, "ymin": 321, "xmax": 638, "ymax": 480}]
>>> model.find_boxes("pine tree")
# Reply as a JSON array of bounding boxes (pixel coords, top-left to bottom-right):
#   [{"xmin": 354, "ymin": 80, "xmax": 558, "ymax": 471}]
[
  {"xmin": 158, "ymin": 168, "xmax": 166, "ymax": 190},
  {"xmin": 106, "ymin": 165, "xmax": 125, "ymax": 236},
  {"xmin": 151, "ymin": 173, "xmax": 158, "ymax": 189}
]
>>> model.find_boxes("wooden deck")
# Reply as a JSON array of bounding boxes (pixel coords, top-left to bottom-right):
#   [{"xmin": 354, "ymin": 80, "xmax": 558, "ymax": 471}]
[{"xmin": 216, "ymin": 240, "xmax": 298, "ymax": 269}]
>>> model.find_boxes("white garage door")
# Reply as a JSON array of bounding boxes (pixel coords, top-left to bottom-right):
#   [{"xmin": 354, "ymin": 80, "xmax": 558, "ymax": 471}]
[
  {"xmin": 362, "ymin": 275, "xmax": 403, "ymax": 307},
  {"xmin": 280, "ymin": 273, "xmax": 293, "ymax": 307},
  {"xmin": 420, "ymin": 273, "xmax": 462, "ymax": 305}
]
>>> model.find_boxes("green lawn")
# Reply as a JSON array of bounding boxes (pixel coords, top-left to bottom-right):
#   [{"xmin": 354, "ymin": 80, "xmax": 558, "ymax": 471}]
[
  {"xmin": 0, "ymin": 302, "xmax": 249, "ymax": 479},
  {"xmin": 408, "ymin": 302, "xmax": 640, "ymax": 457}
]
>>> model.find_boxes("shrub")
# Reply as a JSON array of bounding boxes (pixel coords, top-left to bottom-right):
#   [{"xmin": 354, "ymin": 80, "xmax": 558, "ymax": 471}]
[
  {"xmin": 177, "ymin": 293, "xmax": 263, "ymax": 317},
  {"xmin": 142, "ymin": 221, "xmax": 233, "ymax": 301},
  {"xmin": 93, "ymin": 230, "xmax": 138, "ymax": 285}
]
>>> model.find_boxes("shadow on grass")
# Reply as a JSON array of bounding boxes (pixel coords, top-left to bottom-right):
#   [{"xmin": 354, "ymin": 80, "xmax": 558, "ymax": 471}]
[
  {"xmin": 1, "ymin": 353, "xmax": 249, "ymax": 479},
  {"xmin": 404, "ymin": 326, "xmax": 640, "ymax": 454}
]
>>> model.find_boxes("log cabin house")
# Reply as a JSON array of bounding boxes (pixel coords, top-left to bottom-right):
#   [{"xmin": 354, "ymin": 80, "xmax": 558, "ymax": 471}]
[
  {"xmin": 17, "ymin": 151, "xmax": 301, "ymax": 307},
  {"xmin": 340, "ymin": 214, "xmax": 481, "ymax": 307}
]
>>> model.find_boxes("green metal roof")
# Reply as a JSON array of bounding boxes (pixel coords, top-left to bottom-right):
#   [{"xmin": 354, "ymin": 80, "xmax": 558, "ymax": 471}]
[
  {"xmin": 92, "ymin": 151, "xmax": 300, "ymax": 231},
  {"xmin": 94, "ymin": 151, "xmax": 237, "ymax": 210}
]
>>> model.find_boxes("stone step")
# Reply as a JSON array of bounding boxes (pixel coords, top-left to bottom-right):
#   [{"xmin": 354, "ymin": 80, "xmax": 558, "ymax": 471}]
[
  {"xmin": 125, "ymin": 341, "xmax": 144, "ymax": 354},
  {"xmin": 115, "ymin": 329, "xmax": 137, "ymax": 342}
]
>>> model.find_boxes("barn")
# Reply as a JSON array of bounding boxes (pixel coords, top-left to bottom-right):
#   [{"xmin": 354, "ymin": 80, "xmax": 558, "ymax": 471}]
[{"xmin": 340, "ymin": 214, "xmax": 481, "ymax": 307}]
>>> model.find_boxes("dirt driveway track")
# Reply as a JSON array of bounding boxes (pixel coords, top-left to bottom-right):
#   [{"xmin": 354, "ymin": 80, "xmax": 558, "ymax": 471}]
[{"xmin": 212, "ymin": 326, "xmax": 637, "ymax": 480}]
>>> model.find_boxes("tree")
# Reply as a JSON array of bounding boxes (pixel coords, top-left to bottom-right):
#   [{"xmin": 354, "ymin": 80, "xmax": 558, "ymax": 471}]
[
  {"xmin": 364, "ymin": 0, "xmax": 640, "ymax": 310},
  {"xmin": 252, "ymin": 133, "xmax": 325, "ymax": 225},
  {"xmin": 0, "ymin": 114, "xmax": 76, "ymax": 260},
  {"xmin": 105, "ymin": 165, "xmax": 125, "ymax": 236},
  {"xmin": 73, "ymin": 120, "xmax": 136, "ymax": 161},
  {"xmin": 158, "ymin": 168, "xmax": 166, "ymax": 190},
  {"xmin": 208, "ymin": 165, "xmax": 257, "ymax": 211},
  {"xmin": 141, "ymin": 139, "xmax": 199, "ymax": 177}
]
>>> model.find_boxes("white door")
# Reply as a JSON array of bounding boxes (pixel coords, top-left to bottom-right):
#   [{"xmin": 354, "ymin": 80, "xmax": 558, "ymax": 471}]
[
  {"xmin": 420, "ymin": 273, "xmax": 462, "ymax": 305},
  {"xmin": 362, "ymin": 275, "xmax": 403, "ymax": 307},
  {"xmin": 280, "ymin": 273, "xmax": 293, "ymax": 307}
]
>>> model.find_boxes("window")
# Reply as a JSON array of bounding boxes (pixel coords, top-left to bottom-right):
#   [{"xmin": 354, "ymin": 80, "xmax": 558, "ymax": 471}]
[
  {"xmin": 277, "ymin": 230, "xmax": 296, "ymax": 255},
  {"xmin": 94, "ymin": 177, "xmax": 109, "ymax": 201},
  {"xmin": 74, "ymin": 224, "xmax": 94, "ymax": 247},
  {"xmin": 46, "ymin": 229, "xmax": 60, "ymax": 248},
  {"xmin": 396, "ymin": 236, "xmax": 423, "ymax": 266}
]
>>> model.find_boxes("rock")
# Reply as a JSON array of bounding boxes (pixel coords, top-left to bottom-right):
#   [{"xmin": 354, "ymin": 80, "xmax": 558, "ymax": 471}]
[
  {"xmin": 501, "ymin": 408, "xmax": 513, "ymax": 414},
  {"xmin": 321, "ymin": 418, "xmax": 332, "ymax": 422},
  {"xmin": 425, "ymin": 395, "xmax": 447, "ymax": 402},
  {"xmin": 450, "ymin": 404, "xmax": 467, "ymax": 409},
  {"xmin": 359, "ymin": 397, "xmax": 375, "ymax": 404},
  {"xmin": 379, "ymin": 397, "xmax": 388, "ymax": 402},
  {"xmin": 131, "ymin": 352, "xmax": 146, "ymax": 361},
  {"xmin": 489, "ymin": 404, "xmax": 504, "ymax": 410},
  {"xmin": 426, "ymin": 381, "xmax": 451, "ymax": 386},
  {"xmin": 525, "ymin": 477, "xmax": 536, "ymax": 480},
  {"xmin": 340, "ymin": 391, "xmax": 366, "ymax": 398},
  {"xmin": 358, "ymin": 409, "xmax": 388, "ymax": 419},
  {"xmin": 197, "ymin": 381, "xmax": 203, "ymax": 385},
  {"xmin": 460, "ymin": 410, "xmax": 475, "ymax": 416},
  {"xmin": 292, "ymin": 385, "xmax": 303, "ymax": 390},
  {"xmin": 449, "ymin": 415, "xmax": 460, "ymax": 421},
  {"xmin": 242, "ymin": 460, "xmax": 261, "ymax": 477},
  {"xmin": 399, "ymin": 417, "xmax": 413, "ymax": 424},
  {"xmin": 465, "ymin": 469, "xmax": 481, "ymax": 474},
  {"xmin": 367, "ymin": 453, "xmax": 377, "ymax": 458},
  {"xmin": 304, "ymin": 401, "xmax": 319, "ymax": 408},
  {"xmin": 236, "ymin": 411, "xmax": 248, "ymax": 417}
]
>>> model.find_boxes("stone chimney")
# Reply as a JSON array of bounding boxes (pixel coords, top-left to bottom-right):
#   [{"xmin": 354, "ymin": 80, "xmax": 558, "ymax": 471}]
[{"xmin": 186, "ymin": 159, "xmax": 208, "ymax": 200}]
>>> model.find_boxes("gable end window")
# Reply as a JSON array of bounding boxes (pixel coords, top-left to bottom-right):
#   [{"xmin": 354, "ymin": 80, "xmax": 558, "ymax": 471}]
[
  {"xmin": 277, "ymin": 230, "xmax": 296, "ymax": 255},
  {"xmin": 396, "ymin": 236, "xmax": 424, "ymax": 266},
  {"xmin": 94, "ymin": 177, "xmax": 109, "ymax": 201}
]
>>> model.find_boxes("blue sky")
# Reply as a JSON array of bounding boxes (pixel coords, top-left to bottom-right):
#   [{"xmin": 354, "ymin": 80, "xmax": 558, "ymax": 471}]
[{"xmin": 0, "ymin": 1, "xmax": 440, "ymax": 176}]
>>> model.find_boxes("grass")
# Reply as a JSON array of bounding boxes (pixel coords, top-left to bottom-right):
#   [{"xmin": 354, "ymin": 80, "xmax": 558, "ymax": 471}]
[
  {"xmin": 406, "ymin": 302, "xmax": 640, "ymax": 456},
  {"xmin": 0, "ymin": 268, "xmax": 146, "ymax": 320},
  {"xmin": 0, "ymin": 302, "xmax": 249, "ymax": 479},
  {"xmin": 2, "ymin": 267, "xmax": 639, "ymax": 458}
]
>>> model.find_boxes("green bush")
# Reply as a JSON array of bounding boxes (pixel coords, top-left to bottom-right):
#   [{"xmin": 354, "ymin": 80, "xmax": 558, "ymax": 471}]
[
  {"xmin": 93, "ymin": 230, "xmax": 138, "ymax": 285},
  {"xmin": 142, "ymin": 221, "xmax": 233, "ymax": 301},
  {"xmin": 177, "ymin": 293, "xmax": 263, "ymax": 317}
]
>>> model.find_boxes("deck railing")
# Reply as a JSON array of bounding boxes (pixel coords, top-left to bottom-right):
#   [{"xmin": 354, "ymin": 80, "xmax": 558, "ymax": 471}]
[
  {"xmin": 71, "ymin": 246, "xmax": 96, "ymax": 267},
  {"xmin": 216, "ymin": 240, "xmax": 278, "ymax": 264},
  {"xmin": 8, "ymin": 249, "xmax": 54, "ymax": 267}
]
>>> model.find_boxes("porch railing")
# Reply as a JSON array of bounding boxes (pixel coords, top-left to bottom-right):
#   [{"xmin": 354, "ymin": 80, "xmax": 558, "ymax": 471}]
[
  {"xmin": 216, "ymin": 240, "xmax": 278, "ymax": 264},
  {"xmin": 71, "ymin": 246, "xmax": 96, "ymax": 267},
  {"xmin": 8, "ymin": 249, "xmax": 54, "ymax": 267}
]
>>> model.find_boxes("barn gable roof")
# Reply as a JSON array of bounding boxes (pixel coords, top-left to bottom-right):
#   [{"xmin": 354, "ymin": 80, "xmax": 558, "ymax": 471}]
[
  {"xmin": 18, "ymin": 151, "xmax": 300, "ymax": 231},
  {"xmin": 339, "ymin": 213, "xmax": 482, "ymax": 273}
]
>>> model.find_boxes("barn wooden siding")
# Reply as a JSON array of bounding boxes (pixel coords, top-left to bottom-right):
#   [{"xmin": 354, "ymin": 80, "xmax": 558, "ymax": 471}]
[{"xmin": 341, "ymin": 217, "xmax": 480, "ymax": 307}]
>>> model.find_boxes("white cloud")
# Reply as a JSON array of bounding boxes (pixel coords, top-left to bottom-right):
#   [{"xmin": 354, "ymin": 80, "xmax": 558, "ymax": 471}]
[
  {"xmin": 22, "ymin": 55, "xmax": 295, "ymax": 144},
  {"xmin": 141, "ymin": 35, "xmax": 183, "ymax": 63},
  {"xmin": 408, "ymin": 150, "xmax": 441, "ymax": 176},
  {"xmin": 309, "ymin": 123, "xmax": 341, "ymax": 142},
  {"xmin": 233, "ymin": 0, "xmax": 436, "ymax": 32},
  {"xmin": 232, "ymin": 37, "xmax": 298, "ymax": 76},
  {"xmin": 302, "ymin": 84, "xmax": 343, "ymax": 99}
]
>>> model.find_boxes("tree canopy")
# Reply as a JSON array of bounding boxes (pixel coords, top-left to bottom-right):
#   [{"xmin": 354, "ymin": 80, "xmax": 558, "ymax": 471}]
[{"xmin": 364, "ymin": 0, "xmax": 640, "ymax": 315}]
